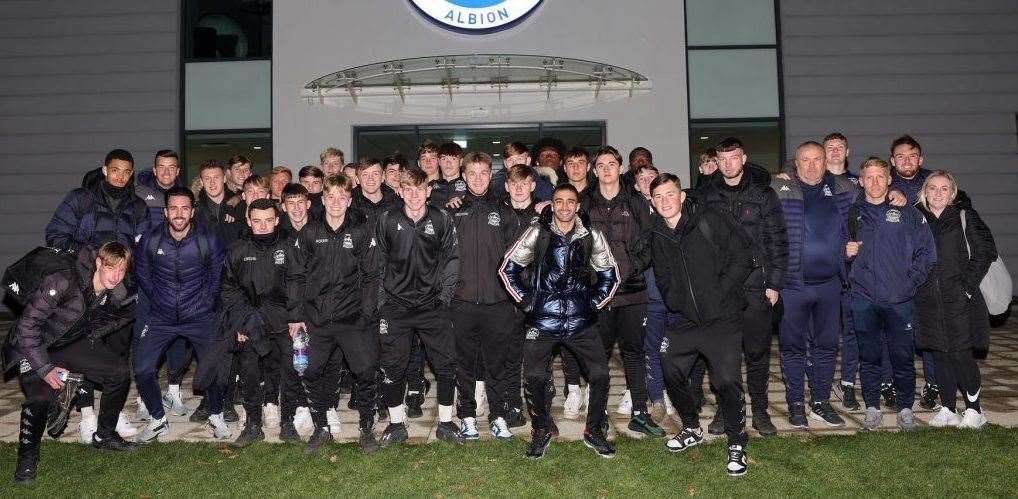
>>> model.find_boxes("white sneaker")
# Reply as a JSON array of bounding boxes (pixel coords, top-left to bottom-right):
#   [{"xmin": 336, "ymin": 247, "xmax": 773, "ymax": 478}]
[
  {"xmin": 162, "ymin": 391, "xmax": 188, "ymax": 417},
  {"xmin": 78, "ymin": 409, "xmax": 98, "ymax": 444},
  {"xmin": 489, "ymin": 416, "xmax": 513, "ymax": 440},
  {"xmin": 116, "ymin": 412, "xmax": 139, "ymax": 438},
  {"xmin": 326, "ymin": 408, "xmax": 342, "ymax": 433},
  {"xmin": 616, "ymin": 390, "xmax": 633, "ymax": 415},
  {"xmin": 208, "ymin": 413, "xmax": 232, "ymax": 440},
  {"xmin": 133, "ymin": 396, "xmax": 151, "ymax": 421},
  {"xmin": 263, "ymin": 403, "xmax": 281, "ymax": 428},
  {"xmin": 475, "ymin": 381, "xmax": 487, "ymax": 418},
  {"xmin": 958, "ymin": 408, "xmax": 987, "ymax": 429},
  {"xmin": 136, "ymin": 417, "xmax": 169, "ymax": 443},
  {"xmin": 461, "ymin": 416, "xmax": 480, "ymax": 440},
  {"xmin": 563, "ymin": 385, "xmax": 582, "ymax": 419},
  {"xmin": 929, "ymin": 407, "xmax": 962, "ymax": 428},
  {"xmin": 294, "ymin": 406, "xmax": 313, "ymax": 430}
]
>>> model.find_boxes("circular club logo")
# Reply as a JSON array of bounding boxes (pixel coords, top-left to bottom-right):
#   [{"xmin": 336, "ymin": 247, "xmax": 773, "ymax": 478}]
[{"xmin": 409, "ymin": 0, "xmax": 543, "ymax": 33}]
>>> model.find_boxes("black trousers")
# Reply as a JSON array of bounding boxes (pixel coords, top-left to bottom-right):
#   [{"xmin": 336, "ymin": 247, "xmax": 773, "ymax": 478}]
[
  {"xmin": 19, "ymin": 336, "xmax": 130, "ymax": 453},
  {"xmin": 304, "ymin": 319, "xmax": 378, "ymax": 428},
  {"xmin": 933, "ymin": 350, "xmax": 981, "ymax": 412},
  {"xmin": 238, "ymin": 333, "xmax": 306, "ymax": 424},
  {"xmin": 662, "ymin": 314, "xmax": 748, "ymax": 447},
  {"xmin": 379, "ymin": 304, "xmax": 456, "ymax": 409},
  {"xmin": 597, "ymin": 303, "xmax": 648, "ymax": 413},
  {"xmin": 524, "ymin": 326, "xmax": 610, "ymax": 433},
  {"xmin": 406, "ymin": 335, "xmax": 427, "ymax": 394},
  {"xmin": 504, "ymin": 312, "xmax": 525, "ymax": 410},
  {"xmin": 453, "ymin": 300, "xmax": 516, "ymax": 419},
  {"xmin": 741, "ymin": 290, "xmax": 774, "ymax": 412}
]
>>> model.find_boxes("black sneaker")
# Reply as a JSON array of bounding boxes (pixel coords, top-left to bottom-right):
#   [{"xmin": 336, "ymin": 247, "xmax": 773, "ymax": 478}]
[
  {"xmin": 788, "ymin": 403, "xmax": 809, "ymax": 429},
  {"xmin": 305, "ymin": 426, "xmax": 334, "ymax": 455},
  {"xmin": 91, "ymin": 431, "xmax": 137, "ymax": 452},
  {"xmin": 405, "ymin": 380, "xmax": 430, "ymax": 419},
  {"xmin": 880, "ymin": 384, "xmax": 897, "ymax": 410},
  {"xmin": 506, "ymin": 406, "xmax": 528, "ymax": 428},
  {"xmin": 189, "ymin": 398, "xmax": 210, "ymax": 423},
  {"xmin": 838, "ymin": 383, "xmax": 861, "ymax": 411},
  {"xmin": 231, "ymin": 424, "xmax": 265, "ymax": 448},
  {"xmin": 809, "ymin": 401, "xmax": 845, "ymax": 427},
  {"xmin": 920, "ymin": 384, "xmax": 941, "ymax": 411},
  {"xmin": 376, "ymin": 406, "xmax": 389, "ymax": 421},
  {"xmin": 526, "ymin": 428, "xmax": 553, "ymax": 459},
  {"xmin": 582, "ymin": 428, "xmax": 616, "ymax": 458},
  {"xmin": 359, "ymin": 427, "xmax": 379, "ymax": 454},
  {"xmin": 279, "ymin": 422, "xmax": 301, "ymax": 442},
  {"xmin": 726, "ymin": 444, "xmax": 748, "ymax": 477},
  {"xmin": 223, "ymin": 404, "xmax": 240, "ymax": 424},
  {"xmin": 628, "ymin": 411, "xmax": 665, "ymax": 437},
  {"xmin": 13, "ymin": 454, "xmax": 37, "ymax": 486},
  {"xmin": 379, "ymin": 422, "xmax": 408, "ymax": 447},
  {"xmin": 666, "ymin": 427, "xmax": 704, "ymax": 452},
  {"xmin": 436, "ymin": 421, "xmax": 465, "ymax": 444},
  {"xmin": 708, "ymin": 409, "xmax": 726, "ymax": 435},
  {"xmin": 46, "ymin": 372, "xmax": 83, "ymax": 438},
  {"xmin": 752, "ymin": 410, "xmax": 777, "ymax": 436}
]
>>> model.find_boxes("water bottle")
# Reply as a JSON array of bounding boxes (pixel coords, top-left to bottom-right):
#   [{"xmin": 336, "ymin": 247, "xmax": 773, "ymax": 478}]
[{"xmin": 293, "ymin": 329, "xmax": 309, "ymax": 376}]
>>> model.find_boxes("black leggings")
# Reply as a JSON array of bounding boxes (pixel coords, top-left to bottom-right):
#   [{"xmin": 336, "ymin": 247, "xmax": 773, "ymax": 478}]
[{"xmin": 932, "ymin": 350, "xmax": 981, "ymax": 412}]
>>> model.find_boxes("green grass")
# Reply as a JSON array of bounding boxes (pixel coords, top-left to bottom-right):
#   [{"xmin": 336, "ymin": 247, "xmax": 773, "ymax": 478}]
[{"xmin": 2, "ymin": 427, "xmax": 1016, "ymax": 497}]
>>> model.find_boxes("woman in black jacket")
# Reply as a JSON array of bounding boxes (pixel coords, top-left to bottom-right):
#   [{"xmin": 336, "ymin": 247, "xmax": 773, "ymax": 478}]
[{"xmin": 915, "ymin": 170, "xmax": 996, "ymax": 429}]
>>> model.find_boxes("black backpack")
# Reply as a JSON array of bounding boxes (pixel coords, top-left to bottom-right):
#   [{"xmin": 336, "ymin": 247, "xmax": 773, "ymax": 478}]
[{"xmin": 2, "ymin": 247, "xmax": 78, "ymax": 312}]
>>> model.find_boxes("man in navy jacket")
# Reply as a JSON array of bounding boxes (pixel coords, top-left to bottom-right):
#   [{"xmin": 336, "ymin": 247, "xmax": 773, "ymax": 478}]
[
  {"xmin": 847, "ymin": 158, "xmax": 936, "ymax": 431},
  {"xmin": 132, "ymin": 187, "xmax": 228, "ymax": 443}
]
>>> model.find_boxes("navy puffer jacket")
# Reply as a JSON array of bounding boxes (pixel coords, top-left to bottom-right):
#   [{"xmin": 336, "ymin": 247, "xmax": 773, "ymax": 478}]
[
  {"xmin": 45, "ymin": 174, "xmax": 148, "ymax": 252},
  {"xmin": 134, "ymin": 222, "xmax": 225, "ymax": 325}
]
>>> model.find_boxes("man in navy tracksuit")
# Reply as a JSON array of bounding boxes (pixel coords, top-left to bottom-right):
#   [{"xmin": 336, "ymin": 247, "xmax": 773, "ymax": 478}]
[
  {"xmin": 771, "ymin": 142, "xmax": 857, "ymax": 428},
  {"xmin": 132, "ymin": 187, "xmax": 228, "ymax": 442},
  {"xmin": 847, "ymin": 158, "xmax": 936, "ymax": 430}
]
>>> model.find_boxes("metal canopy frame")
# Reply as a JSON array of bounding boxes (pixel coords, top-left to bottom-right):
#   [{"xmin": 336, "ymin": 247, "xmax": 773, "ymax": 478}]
[{"xmin": 303, "ymin": 54, "xmax": 650, "ymax": 103}]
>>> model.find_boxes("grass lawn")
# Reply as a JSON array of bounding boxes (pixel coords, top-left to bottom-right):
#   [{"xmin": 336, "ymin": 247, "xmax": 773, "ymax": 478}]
[{"xmin": 1, "ymin": 426, "xmax": 1015, "ymax": 497}]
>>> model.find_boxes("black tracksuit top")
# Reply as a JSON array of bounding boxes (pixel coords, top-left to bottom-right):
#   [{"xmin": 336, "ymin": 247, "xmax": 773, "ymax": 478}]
[
  {"xmin": 220, "ymin": 229, "xmax": 298, "ymax": 335},
  {"xmin": 288, "ymin": 210, "xmax": 380, "ymax": 327},
  {"xmin": 376, "ymin": 205, "xmax": 459, "ymax": 310},
  {"xmin": 449, "ymin": 191, "xmax": 521, "ymax": 304}
]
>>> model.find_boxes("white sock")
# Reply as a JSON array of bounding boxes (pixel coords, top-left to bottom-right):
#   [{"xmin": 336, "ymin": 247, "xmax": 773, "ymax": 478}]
[
  {"xmin": 389, "ymin": 405, "xmax": 406, "ymax": 424},
  {"xmin": 168, "ymin": 384, "xmax": 181, "ymax": 398},
  {"xmin": 438, "ymin": 404, "xmax": 454, "ymax": 423},
  {"xmin": 80, "ymin": 406, "xmax": 95, "ymax": 419},
  {"xmin": 568, "ymin": 384, "xmax": 580, "ymax": 396}
]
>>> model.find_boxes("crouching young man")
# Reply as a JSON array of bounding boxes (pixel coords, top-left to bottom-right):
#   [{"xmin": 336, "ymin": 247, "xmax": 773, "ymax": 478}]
[
  {"xmin": 3, "ymin": 243, "xmax": 137, "ymax": 485},
  {"xmin": 499, "ymin": 184, "xmax": 620, "ymax": 459},
  {"xmin": 638, "ymin": 174, "xmax": 754, "ymax": 477}
]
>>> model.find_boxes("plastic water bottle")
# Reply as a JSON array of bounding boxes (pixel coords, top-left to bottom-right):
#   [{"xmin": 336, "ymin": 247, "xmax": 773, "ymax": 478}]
[{"xmin": 293, "ymin": 330, "xmax": 309, "ymax": 376}]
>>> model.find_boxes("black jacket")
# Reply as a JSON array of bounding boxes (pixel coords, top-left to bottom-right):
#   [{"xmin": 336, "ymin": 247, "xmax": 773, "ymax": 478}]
[
  {"xmin": 2, "ymin": 247, "xmax": 135, "ymax": 377},
  {"xmin": 499, "ymin": 210, "xmax": 620, "ymax": 337},
  {"xmin": 376, "ymin": 205, "xmax": 459, "ymax": 310},
  {"xmin": 639, "ymin": 197, "xmax": 753, "ymax": 326},
  {"xmin": 696, "ymin": 162, "xmax": 771, "ymax": 189},
  {"xmin": 580, "ymin": 185, "xmax": 654, "ymax": 306},
  {"xmin": 693, "ymin": 172, "xmax": 788, "ymax": 291},
  {"xmin": 46, "ymin": 174, "xmax": 148, "ymax": 252},
  {"xmin": 449, "ymin": 190, "xmax": 521, "ymax": 304},
  {"xmin": 220, "ymin": 228, "xmax": 298, "ymax": 346},
  {"xmin": 289, "ymin": 210, "xmax": 379, "ymax": 328},
  {"xmin": 915, "ymin": 203, "xmax": 996, "ymax": 352},
  {"xmin": 195, "ymin": 189, "xmax": 233, "ymax": 246},
  {"xmin": 351, "ymin": 184, "xmax": 402, "ymax": 226}
]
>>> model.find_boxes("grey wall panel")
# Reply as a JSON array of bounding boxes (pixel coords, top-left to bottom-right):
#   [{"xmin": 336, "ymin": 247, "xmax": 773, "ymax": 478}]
[
  {"xmin": 0, "ymin": 1, "xmax": 179, "ymax": 292},
  {"xmin": 781, "ymin": 0, "xmax": 1018, "ymax": 286}
]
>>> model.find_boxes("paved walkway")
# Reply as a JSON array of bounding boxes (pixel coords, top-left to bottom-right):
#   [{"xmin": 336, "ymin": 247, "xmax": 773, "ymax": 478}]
[{"xmin": 0, "ymin": 318, "xmax": 1015, "ymax": 445}]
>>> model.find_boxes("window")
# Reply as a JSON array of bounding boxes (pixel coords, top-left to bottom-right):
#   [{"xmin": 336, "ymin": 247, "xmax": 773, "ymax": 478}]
[
  {"xmin": 690, "ymin": 121, "xmax": 781, "ymax": 173},
  {"xmin": 184, "ymin": 0, "xmax": 272, "ymax": 60},
  {"xmin": 183, "ymin": 131, "xmax": 271, "ymax": 182}
]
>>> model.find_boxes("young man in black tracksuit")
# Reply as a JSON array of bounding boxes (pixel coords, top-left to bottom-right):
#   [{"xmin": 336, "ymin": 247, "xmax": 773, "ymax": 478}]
[
  {"xmin": 693, "ymin": 137, "xmax": 788, "ymax": 436},
  {"xmin": 637, "ymin": 173, "xmax": 754, "ymax": 477},
  {"xmin": 220, "ymin": 199, "xmax": 303, "ymax": 447},
  {"xmin": 375, "ymin": 167, "xmax": 463, "ymax": 446},
  {"xmin": 500, "ymin": 184, "xmax": 620, "ymax": 459},
  {"xmin": 287, "ymin": 174, "xmax": 382, "ymax": 454},
  {"xmin": 581, "ymin": 146, "xmax": 663, "ymax": 437},
  {"xmin": 448, "ymin": 152, "xmax": 521, "ymax": 441}
]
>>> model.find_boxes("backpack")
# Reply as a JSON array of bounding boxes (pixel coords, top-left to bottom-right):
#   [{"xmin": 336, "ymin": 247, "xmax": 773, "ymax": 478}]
[
  {"xmin": 960, "ymin": 210, "xmax": 1012, "ymax": 316},
  {"xmin": 2, "ymin": 247, "xmax": 78, "ymax": 311}
]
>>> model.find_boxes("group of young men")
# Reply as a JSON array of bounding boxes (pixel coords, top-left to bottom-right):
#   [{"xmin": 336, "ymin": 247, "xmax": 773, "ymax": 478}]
[{"xmin": 3, "ymin": 131, "xmax": 982, "ymax": 484}]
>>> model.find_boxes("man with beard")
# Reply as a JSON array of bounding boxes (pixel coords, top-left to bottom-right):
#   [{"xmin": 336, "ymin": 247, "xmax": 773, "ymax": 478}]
[{"xmin": 133, "ymin": 187, "xmax": 229, "ymax": 443}]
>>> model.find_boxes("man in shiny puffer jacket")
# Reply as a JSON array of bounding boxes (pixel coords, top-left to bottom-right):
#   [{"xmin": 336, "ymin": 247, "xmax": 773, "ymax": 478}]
[{"xmin": 499, "ymin": 184, "xmax": 619, "ymax": 460}]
